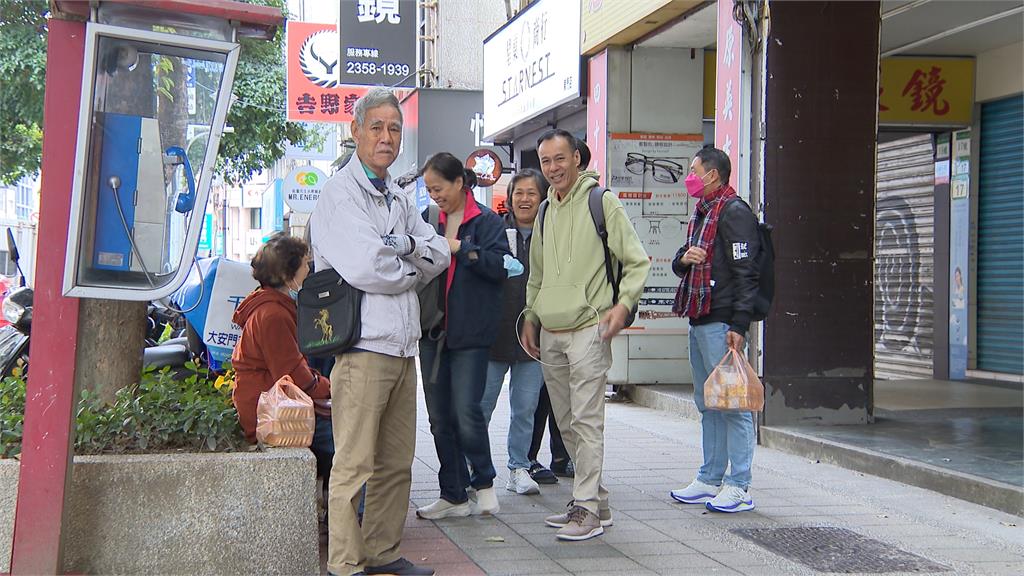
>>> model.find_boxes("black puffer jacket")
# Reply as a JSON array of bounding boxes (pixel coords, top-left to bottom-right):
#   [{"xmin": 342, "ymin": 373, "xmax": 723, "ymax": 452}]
[
  {"xmin": 432, "ymin": 198, "xmax": 510, "ymax": 350},
  {"xmin": 672, "ymin": 197, "xmax": 760, "ymax": 335},
  {"xmin": 490, "ymin": 212, "xmax": 533, "ymax": 363}
]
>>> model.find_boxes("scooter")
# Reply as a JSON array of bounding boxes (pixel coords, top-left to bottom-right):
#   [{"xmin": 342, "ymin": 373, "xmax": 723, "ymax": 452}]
[{"xmin": 0, "ymin": 229, "xmax": 200, "ymax": 379}]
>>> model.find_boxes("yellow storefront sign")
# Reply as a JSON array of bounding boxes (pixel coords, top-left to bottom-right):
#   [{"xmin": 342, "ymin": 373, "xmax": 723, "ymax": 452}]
[
  {"xmin": 879, "ymin": 57, "xmax": 974, "ymax": 126},
  {"xmin": 702, "ymin": 55, "xmax": 974, "ymax": 126}
]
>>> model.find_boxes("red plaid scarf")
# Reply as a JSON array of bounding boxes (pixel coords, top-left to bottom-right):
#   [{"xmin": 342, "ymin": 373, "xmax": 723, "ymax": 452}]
[{"xmin": 673, "ymin": 185, "xmax": 737, "ymax": 318}]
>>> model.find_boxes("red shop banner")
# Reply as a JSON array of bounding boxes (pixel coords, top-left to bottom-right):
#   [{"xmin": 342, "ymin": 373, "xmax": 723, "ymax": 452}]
[{"xmin": 286, "ymin": 21, "xmax": 407, "ymax": 123}]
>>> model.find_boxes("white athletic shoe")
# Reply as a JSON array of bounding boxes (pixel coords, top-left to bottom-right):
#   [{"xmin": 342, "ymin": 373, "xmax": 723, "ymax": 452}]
[
  {"xmin": 669, "ymin": 479, "xmax": 721, "ymax": 504},
  {"xmin": 470, "ymin": 486, "xmax": 500, "ymax": 515},
  {"xmin": 415, "ymin": 498, "xmax": 471, "ymax": 520},
  {"xmin": 506, "ymin": 468, "xmax": 541, "ymax": 495},
  {"xmin": 705, "ymin": 484, "xmax": 755, "ymax": 513}
]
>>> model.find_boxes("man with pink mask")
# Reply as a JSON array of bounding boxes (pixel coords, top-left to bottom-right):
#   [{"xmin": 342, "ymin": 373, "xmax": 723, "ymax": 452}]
[{"xmin": 669, "ymin": 145, "xmax": 761, "ymax": 513}]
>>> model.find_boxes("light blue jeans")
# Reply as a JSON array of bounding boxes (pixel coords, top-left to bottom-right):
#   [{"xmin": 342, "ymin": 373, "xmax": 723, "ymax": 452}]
[
  {"xmin": 482, "ymin": 360, "xmax": 545, "ymax": 471},
  {"xmin": 689, "ymin": 322, "xmax": 756, "ymax": 490}
]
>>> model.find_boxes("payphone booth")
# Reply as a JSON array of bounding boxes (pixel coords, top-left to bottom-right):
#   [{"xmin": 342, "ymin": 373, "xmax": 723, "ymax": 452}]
[
  {"xmin": 11, "ymin": 2, "xmax": 283, "ymax": 573},
  {"xmin": 64, "ymin": 4, "xmax": 242, "ymax": 300}
]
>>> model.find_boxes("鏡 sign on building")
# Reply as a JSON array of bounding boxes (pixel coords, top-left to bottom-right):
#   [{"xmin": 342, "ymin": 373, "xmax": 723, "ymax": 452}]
[
  {"xmin": 338, "ymin": 0, "xmax": 416, "ymax": 88},
  {"xmin": 879, "ymin": 57, "xmax": 975, "ymax": 126},
  {"xmin": 482, "ymin": 0, "xmax": 581, "ymax": 141}
]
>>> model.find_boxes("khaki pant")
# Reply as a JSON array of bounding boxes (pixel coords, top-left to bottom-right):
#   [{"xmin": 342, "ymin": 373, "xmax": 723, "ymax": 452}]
[
  {"xmin": 328, "ymin": 352, "xmax": 417, "ymax": 575},
  {"xmin": 539, "ymin": 325, "xmax": 612, "ymax": 515}
]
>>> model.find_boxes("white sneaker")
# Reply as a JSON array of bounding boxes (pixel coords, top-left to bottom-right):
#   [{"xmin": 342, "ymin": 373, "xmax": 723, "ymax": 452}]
[
  {"xmin": 415, "ymin": 498, "xmax": 471, "ymax": 520},
  {"xmin": 469, "ymin": 487, "xmax": 500, "ymax": 515},
  {"xmin": 506, "ymin": 468, "xmax": 541, "ymax": 495},
  {"xmin": 705, "ymin": 484, "xmax": 755, "ymax": 513},
  {"xmin": 669, "ymin": 479, "xmax": 721, "ymax": 504}
]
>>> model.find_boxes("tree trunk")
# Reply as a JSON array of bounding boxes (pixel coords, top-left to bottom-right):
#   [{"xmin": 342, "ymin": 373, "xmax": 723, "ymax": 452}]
[{"xmin": 75, "ymin": 299, "xmax": 148, "ymax": 404}]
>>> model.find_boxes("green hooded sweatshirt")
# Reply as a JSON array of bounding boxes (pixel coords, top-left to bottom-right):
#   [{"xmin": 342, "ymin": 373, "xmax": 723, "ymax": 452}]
[{"xmin": 525, "ymin": 171, "xmax": 651, "ymax": 331}]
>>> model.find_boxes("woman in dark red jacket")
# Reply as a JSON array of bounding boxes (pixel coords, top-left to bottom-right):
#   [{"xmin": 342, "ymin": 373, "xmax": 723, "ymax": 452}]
[{"xmin": 231, "ymin": 233, "xmax": 333, "ymax": 483}]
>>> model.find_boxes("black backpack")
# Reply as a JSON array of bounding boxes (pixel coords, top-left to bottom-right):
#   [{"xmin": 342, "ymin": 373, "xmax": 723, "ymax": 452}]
[
  {"xmin": 725, "ymin": 197, "xmax": 775, "ymax": 322},
  {"xmin": 538, "ymin": 187, "xmax": 637, "ymax": 328},
  {"xmin": 418, "ymin": 204, "xmax": 445, "ymax": 335}
]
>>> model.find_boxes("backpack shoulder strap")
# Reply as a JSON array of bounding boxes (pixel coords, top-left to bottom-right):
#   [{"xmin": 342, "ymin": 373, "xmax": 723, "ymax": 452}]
[
  {"xmin": 588, "ymin": 188, "xmax": 621, "ymax": 302},
  {"xmin": 427, "ymin": 204, "xmax": 441, "ymax": 232},
  {"xmin": 537, "ymin": 198, "xmax": 550, "ymax": 238}
]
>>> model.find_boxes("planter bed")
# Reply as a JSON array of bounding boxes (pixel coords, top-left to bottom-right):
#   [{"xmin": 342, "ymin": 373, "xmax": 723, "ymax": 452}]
[{"xmin": 1, "ymin": 448, "xmax": 318, "ymax": 575}]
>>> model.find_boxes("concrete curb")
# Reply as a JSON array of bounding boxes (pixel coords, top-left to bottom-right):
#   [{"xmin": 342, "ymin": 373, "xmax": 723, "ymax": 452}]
[
  {"xmin": 622, "ymin": 384, "xmax": 700, "ymax": 422},
  {"xmin": 760, "ymin": 426, "xmax": 1023, "ymax": 516}
]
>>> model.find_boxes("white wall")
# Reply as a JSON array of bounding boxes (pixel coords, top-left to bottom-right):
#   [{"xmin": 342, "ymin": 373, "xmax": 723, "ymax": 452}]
[
  {"xmin": 630, "ymin": 47, "xmax": 705, "ymax": 134},
  {"xmin": 603, "ymin": 47, "xmax": 707, "ymax": 385},
  {"xmin": 436, "ymin": 0, "xmax": 507, "ymax": 89},
  {"xmin": 976, "ymin": 41, "xmax": 1024, "ymax": 103}
]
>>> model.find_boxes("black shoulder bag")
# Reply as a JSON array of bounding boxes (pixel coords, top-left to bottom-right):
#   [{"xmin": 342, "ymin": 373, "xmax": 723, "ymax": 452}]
[{"xmin": 297, "ymin": 267, "xmax": 363, "ymax": 356}]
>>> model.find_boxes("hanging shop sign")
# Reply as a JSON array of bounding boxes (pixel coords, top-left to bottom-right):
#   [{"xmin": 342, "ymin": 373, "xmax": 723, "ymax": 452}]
[
  {"xmin": 287, "ymin": 22, "xmax": 411, "ymax": 123},
  {"xmin": 482, "ymin": 0, "xmax": 582, "ymax": 141},
  {"xmin": 287, "ymin": 21, "xmax": 369, "ymax": 122},
  {"xmin": 714, "ymin": 0, "xmax": 743, "ymax": 196},
  {"xmin": 337, "ymin": 0, "xmax": 416, "ymax": 88},
  {"xmin": 587, "ymin": 50, "xmax": 609, "ymax": 182},
  {"xmin": 466, "ymin": 149, "xmax": 503, "ymax": 187},
  {"xmin": 283, "ymin": 166, "xmax": 326, "ymax": 213},
  {"xmin": 879, "ymin": 57, "xmax": 974, "ymax": 126},
  {"xmin": 608, "ymin": 133, "xmax": 703, "ymax": 334}
]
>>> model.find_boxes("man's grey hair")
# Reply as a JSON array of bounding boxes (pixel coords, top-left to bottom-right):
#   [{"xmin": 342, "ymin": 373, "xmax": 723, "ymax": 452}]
[{"xmin": 353, "ymin": 87, "xmax": 403, "ymax": 127}]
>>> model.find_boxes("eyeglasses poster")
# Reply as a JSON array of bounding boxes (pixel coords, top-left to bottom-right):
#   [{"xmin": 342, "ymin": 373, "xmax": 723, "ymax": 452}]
[{"xmin": 608, "ymin": 133, "xmax": 704, "ymax": 334}]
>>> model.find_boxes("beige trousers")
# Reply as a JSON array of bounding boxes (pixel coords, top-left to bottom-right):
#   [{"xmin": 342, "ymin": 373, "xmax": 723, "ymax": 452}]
[
  {"xmin": 539, "ymin": 324, "xmax": 612, "ymax": 515},
  {"xmin": 327, "ymin": 351, "xmax": 417, "ymax": 575}
]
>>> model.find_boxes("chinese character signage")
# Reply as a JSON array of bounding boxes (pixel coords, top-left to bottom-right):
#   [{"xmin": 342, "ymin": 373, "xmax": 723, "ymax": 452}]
[
  {"xmin": 587, "ymin": 50, "xmax": 609, "ymax": 182},
  {"xmin": 714, "ymin": 0, "xmax": 743, "ymax": 197},
  {"xmin": 338, "ymin": 0, "xmax": 416, "ymax": 88},
  {"xmin": 879, "ymin": 58, "xmax": 974, "ymax": 126},
  {"xmin": 608, "ymin": 133, "xmax": 704, "ymax": 334},
  {"xmin": 287, "ymin": 21, "xmax": 374, "ymax": 122},
  {"xmin": 483, "ymin": 0, "xmax": 581, "ymax": 141}
]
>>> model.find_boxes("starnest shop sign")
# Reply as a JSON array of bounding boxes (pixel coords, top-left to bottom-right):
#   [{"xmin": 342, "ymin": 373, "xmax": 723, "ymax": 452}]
[
  {"xmin": 283, "ymin": 166, "xmax": 326, "ymax": 213},
  {"xmin": 482, "ymin": 0, "xmax": 581, "ymax": 141}
]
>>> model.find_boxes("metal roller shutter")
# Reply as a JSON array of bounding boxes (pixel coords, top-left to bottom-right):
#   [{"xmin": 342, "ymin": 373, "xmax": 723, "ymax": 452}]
[
  {"xmin": 874, "ymin": 134, "xmax": 935, "ymax": 380},
  {"xmin": 978, "ymin": 95, "xmax": 1024, "ymax": 375}
]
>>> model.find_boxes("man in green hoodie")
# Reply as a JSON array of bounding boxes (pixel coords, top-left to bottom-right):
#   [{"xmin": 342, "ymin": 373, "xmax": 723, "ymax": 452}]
[{"xmin": 520, "ymin": 129, "xmax": 651, "ymax": 541}]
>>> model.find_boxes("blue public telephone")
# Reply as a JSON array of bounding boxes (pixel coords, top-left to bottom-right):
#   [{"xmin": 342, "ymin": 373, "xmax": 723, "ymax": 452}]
[{"xmin": 93, "ymin": 113, "xmax": 197, "ymax": 275}]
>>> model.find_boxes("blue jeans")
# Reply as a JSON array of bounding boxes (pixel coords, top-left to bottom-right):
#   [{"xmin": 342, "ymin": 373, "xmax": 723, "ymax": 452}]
[
  {"xmin": 482, "ymin": 360, "xmax": 545, "ymax": 470},
  {"xmin": 420, "ymin": 340, "xmax": 496, "ymax": 504},
  {"xmin": 689, "ymin": 322, "xmax": 755, "ymax": 490}
]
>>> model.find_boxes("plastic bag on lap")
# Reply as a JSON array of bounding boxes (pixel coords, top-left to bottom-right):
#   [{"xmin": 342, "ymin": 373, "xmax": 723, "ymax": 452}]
[{"xmin": 256, "ymin": 375, "xmax": 314, "ymax": 446}]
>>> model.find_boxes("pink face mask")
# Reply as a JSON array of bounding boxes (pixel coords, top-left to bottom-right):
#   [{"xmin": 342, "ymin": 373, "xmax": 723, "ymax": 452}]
[{"xmin": 684, "ymin": 172, "xmax": 709, "ymax": 198}]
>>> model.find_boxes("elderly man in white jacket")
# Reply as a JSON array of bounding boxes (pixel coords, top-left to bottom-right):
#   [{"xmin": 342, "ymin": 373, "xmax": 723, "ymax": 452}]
[{"xmin": 311, "ymin": 87, "xmax": 449, "ymax": 576}]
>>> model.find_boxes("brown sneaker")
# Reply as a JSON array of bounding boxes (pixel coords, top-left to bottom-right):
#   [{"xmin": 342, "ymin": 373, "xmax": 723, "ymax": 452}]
[
  {"xmin": 555, "ymin": 506, "xmax": 604, "ymax": 541},
  {"xmin": 545, "ymin": 501, "xmax": 613, "ymax": 528}
]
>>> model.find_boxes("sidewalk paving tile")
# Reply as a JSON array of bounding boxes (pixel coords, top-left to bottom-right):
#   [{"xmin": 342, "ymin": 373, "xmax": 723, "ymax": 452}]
[
  {"xmin": 555, "ymin": 556, "xmax": 647, "ymax": 573},
  {"xmin": 322, "ymin": 384, "xmax": 1024, "ymax": 575},
  {"xmin": 475, "ymin": 558, "xmax": 567, "ymax": 575}
]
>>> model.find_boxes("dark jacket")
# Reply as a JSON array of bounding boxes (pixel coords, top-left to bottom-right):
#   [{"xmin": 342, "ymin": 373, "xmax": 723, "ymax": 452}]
[
  {"xmin": 490, "ymin": 212, "xmax": 534, "ymax": 363},
  {"xmin": 231, "ymin": 288, "xmax": 330, "ymax": 443},
  {"xmin": 672, "ymin": 197, "xmax": 760, "ymax": 335},
  {"xmin": 430, "ymin": 192, "xmax": 510, "ymax": 350}
]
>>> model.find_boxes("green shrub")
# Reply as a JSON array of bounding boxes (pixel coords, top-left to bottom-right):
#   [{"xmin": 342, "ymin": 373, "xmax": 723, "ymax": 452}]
[
  {"xmin": 0, "ymin": 373, "xmax": 26, "ymax": 458},
  {"xmin": 0, "ymin": 362, "xmax": 247, "ymax": 458}
]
